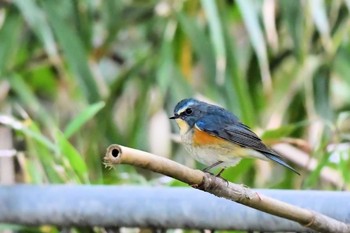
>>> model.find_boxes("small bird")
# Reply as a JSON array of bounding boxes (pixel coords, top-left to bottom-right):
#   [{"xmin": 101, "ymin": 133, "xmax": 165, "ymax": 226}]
[{"xmin": 170, "ymin": 98, "xmax": 299, "ymax": 176}]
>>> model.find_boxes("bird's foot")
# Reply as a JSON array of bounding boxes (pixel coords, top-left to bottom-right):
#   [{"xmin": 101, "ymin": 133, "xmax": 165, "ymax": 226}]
[
  {"xmin": 201, "ymin": 170, "xmax": 215, "ymax": 176},
  {"xmin": 215, "ymin": 168, "xmax": 225, "ymax": 177},
  {"xmin": 216, "ymin": 175, "xmax": 229, "ymax": 186}
]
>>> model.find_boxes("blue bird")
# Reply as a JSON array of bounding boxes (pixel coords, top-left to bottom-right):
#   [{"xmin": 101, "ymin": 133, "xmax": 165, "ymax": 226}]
[{"xmin": 170, "ymin": 98, "xmax": 299, "ymax": 176}]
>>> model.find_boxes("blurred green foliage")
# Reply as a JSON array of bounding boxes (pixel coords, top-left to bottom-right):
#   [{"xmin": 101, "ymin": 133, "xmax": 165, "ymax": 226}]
[
  {"xmin": 0, "ymin": 0, "xmax": 349, "ymax": 207},
  {"xmin": 1, "ymin": 0, "xmax": 350, "ymax": 232}
]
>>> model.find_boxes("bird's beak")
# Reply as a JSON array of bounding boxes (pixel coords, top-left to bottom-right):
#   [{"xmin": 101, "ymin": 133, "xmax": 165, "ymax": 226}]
[{"xmin": 169, "ymin": 114, "xmax": 179, "ymax": 119}]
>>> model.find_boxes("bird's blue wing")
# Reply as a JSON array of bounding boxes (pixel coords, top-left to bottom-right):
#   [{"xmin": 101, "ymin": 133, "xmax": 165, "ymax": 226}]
[
  {"xmin": 195, "ymin": 115, "xmax": 300, "ymax": 174},
  {"xmin": 195, "ymin": 115, "xmax": 267, "ymax": 152}
]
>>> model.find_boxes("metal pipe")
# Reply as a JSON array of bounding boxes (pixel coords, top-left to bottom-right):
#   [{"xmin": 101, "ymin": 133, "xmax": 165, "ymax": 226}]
[{"xmin": 0, "ymin": 185, "xmax": 349, "ymax": 232}]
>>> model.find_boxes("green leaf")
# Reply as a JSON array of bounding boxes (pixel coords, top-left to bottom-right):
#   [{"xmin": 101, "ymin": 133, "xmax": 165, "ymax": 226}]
[
  {"xmin": 14, "ymin": 0, "xmax": 58, "ymax": 57},
  {"xmin": 303, "ymin": 151, "xmax": 331, "ymax": 188},
  {"xmin": 177, "ymin": 12, "xmax": 216, "ymax": 83},
  {"xmin": 339, "ymin": 151, "xmax": 350, "ymax": 184},
  {"xmin": 0, "ymin": 114, "xmax": 56, "ymax": 151},
  {"xmin": 25, "ymin": 136, "xmax": 63, "ymax": 183},
  {"xmin": 56, "ymin": 130, "xmax": 89, "ymax": 183},
  {"xmin": 0, "ymin": 114, "xmax": 65, "ymax": 183},
  {"xmin": 7, "ymin": 74, "xmax": 53, "ymax": 126},
  {"xmin": 221, "ymin": 8, "xmax": 255, "ymax": 125},
  {"xmin": 280, "ymin": 0, "xmax": 305, "ymax": 59},
  {"xmin": 0, "ymin": 13, "xmax": 22, "ymax": 75},
  {"xmin": 261, "ymin": 121, "xmax": 308, "ymax": 140},
  {"xmin": 156, "ymin": 22, "xmax": 175, "ymax": 96},
  {"xmin": 309, "ymin": 0, "xmax": 331, "ymax": 51},
  {"xmin": 313, "ymin": 67, "xmax": 333, "ymax": 120},
  {"xmin": 267, "ymin": 56, "xmax": 321, "ymax": 124},
  {"xmin": 236, "ymin": 0, "xmax": 271, "ymax": 90},
  {"xmin": 22, "ymin": 124, "xmax": 57, "ymax": 152},
  {"xmin": 223, "ymin": 159, "xmax": 254, "ymax": 182},
  {"xmin": 64, "ymin": 101, "xmax": 105, "ymax": 138},
  {"xmin": 201, "ymin": 0, "xmax": 226, "ymax": 84},
  {"xmin": 42, "ymin": 1, "xmax": 100, "ymax": 103}
]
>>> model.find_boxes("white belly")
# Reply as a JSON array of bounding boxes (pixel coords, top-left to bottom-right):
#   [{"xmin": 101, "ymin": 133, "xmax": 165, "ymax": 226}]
[{"xmin": 181, "ymin": 129, "xmax": 267, "ymax": 168}]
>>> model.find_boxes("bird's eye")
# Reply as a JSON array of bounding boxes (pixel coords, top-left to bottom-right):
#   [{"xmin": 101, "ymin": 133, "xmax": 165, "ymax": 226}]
[{"xmin": 185, "ymin": 108, "xmax": 193, "ymax": 115}]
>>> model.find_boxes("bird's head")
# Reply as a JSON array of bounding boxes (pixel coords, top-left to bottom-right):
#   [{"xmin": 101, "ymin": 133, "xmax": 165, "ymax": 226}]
[{"xmin": 170, "ymin": 98, "xmax": 206, "ymax": 134}]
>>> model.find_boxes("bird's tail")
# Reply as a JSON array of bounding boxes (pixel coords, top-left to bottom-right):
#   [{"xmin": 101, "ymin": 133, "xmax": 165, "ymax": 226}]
[{"xmin": 263, "ymin": 152, "xmax": 300, "ymax": 175}]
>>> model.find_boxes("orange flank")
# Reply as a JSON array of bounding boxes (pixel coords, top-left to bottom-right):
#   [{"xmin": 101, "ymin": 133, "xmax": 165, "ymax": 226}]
[{"xmin": 192, "ymin": 127, "xmax": 227, "ymax": 146}]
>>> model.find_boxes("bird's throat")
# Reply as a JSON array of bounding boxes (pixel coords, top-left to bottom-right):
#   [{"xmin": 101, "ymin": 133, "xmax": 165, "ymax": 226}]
[{"xmin": 175, "ymin": 119, "xmax": 190, "ymax": 135}]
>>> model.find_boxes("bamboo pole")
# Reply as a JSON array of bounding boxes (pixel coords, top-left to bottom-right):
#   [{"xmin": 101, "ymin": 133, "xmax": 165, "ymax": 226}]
[{"xmin": 104, "ymin": 144, "xmax": 350, "ymax": 233}]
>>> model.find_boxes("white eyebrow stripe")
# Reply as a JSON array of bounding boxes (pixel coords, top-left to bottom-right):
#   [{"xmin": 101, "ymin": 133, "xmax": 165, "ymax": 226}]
[{"xmin": 176, "ymin": 102, "xmax": 192, "ymax": 115}]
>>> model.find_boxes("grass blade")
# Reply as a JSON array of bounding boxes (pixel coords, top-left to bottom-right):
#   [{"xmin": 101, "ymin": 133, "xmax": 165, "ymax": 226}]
[
  {"xmin": 221, "ymin": 7, "xmax": 255, "ymax": 125},
  {"xmin": 280, "ymin": 0, "xmax": 305, "ymax": 60},
  {"xmin": 56, "ymin": 130, "xmax": 89, "ymax": 183},
  {"xmin": 236, "ymin": 0, "xmax": 272, "ymax": 93},
  {"xmin": 14, "ymin": 0, "xmax": 58, "ymax": 58},
  {"xmin": 0, "ymin": 115, "xmax": 56, "ymax": 151},
  {"xmin": 0, "ymin": 13, "xmax": 22, "ymax": 75},
  {"xmin": 309, "ymin": 0, "xmax": 332, "ymax": 52},
  {"xmin": 201, "ymin": 0, "xmax": 226, "ymax": 84},
  {"xmin": 177, "ymin": 12, "xmax": 216, "ymax": 84},
  {"xmin": 7, "ymin": 74, "xmax": 53, "ymax": 126},
  {"xmin": 42, "ymin": 1, "xmax": 100, "ymax": 103},
  {"xmin": 64, "ymin": 101, "xmax": 105, "ymax": 138}
]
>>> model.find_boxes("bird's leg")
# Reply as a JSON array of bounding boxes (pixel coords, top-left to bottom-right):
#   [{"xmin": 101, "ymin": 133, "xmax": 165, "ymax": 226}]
[
  {"xmin": 202, "ymin": 161, "xmax": 223, "ymax": 173},
  {"xmin": 215, "ymin": 168, "xmax": 229, "ymax": 186},
  {"xmin": 192, "ymin": 161, "xmax": 224, "ymax": 189},
  {"xmin": 203, "ymin": 161, "xmax": 226, "ymax": 177},
  {"xmin": 216, "ymin": 168, "xmax": 225, "ymax": 177},
  {"xmin": 203, "ymin": 161, "xmax": 228, "ymax": 183}
]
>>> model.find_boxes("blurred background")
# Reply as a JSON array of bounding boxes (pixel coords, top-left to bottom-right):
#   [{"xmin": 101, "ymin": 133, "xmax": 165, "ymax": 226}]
[{"xmin": 0, "ymin": 0, "xmax": 350, "ymax": 223}]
